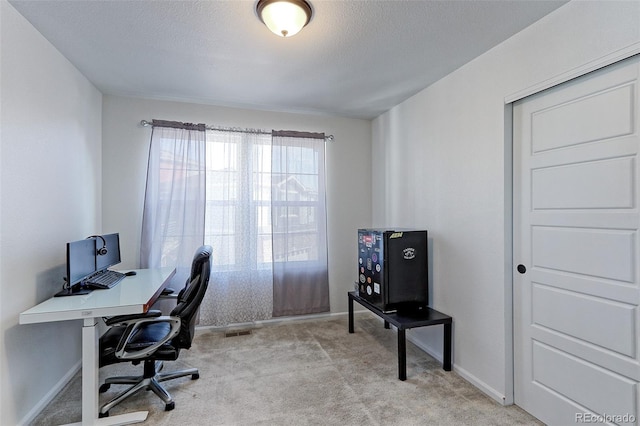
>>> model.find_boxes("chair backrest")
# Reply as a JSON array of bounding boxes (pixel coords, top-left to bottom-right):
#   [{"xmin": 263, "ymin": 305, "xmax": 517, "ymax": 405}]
[{"xmin": 170, "ymin": 245, "xmax": 212, "ymax": 349}]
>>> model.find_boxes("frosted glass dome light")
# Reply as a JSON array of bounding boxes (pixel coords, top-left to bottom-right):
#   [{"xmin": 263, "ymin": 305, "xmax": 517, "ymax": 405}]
[{"xmin": 257, "ymin": 0, "xmax": 313, "ymax": 38}]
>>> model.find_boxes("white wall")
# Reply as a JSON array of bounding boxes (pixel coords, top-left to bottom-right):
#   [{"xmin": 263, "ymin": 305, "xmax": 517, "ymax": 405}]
[
  {"xmin": 0, "ymin": 2, "xmax": 103, "ymax": 424},
  {"xmin": 101, "ymin": 95, "xmax": 372, "ymax": 315},
  {"xmin": 372, "ymin": 0, "xmax": 640, "ymax": 404}
]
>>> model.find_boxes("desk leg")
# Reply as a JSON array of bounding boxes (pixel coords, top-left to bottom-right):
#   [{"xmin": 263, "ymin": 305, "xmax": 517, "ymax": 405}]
[
  {"xmin": 82, "ymin": 318, "xmax": 99, "ymax": 425},
  {"xmin": 398, "ymin": 329, "xmax": 407, "ymax": 381},
  {"xmin": 348, "ymin": 295, "xmax": 354, "ymax": 334},
  {"xmin": 73, "ymin": 318, "xmax": 148, "ymax": 426},
  {"xmin": 443, "ymin": 322, "xmax": 452, "ymax": 371}
]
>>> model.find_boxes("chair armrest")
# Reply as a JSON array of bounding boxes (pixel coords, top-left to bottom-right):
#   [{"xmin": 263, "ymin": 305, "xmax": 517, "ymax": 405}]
[
  {"xmin": 157, "ymin": 292, "xmax": 178, "ymax": 301},
  {"xmin": 161, "ymin": 287, "xmax": 175, "ymax": 296},
  {"xmin": 114, "ymin": 315, "xmax": 181, "ymax": 360},
  {"xmin": 104, "ymin": 310, "xmax": 162, "ymax": 326}
]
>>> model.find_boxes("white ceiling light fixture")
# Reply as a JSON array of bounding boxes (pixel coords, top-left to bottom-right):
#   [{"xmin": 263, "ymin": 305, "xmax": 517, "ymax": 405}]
[{"xmin": 256, "ymin": 0, "xmax": 313, "ymax": 38}]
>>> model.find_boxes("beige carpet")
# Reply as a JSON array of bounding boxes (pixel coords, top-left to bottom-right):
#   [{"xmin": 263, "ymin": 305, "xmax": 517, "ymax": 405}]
[{"xmin": 31, "ymin": 314, "xmax": 541, "ymax": 425}]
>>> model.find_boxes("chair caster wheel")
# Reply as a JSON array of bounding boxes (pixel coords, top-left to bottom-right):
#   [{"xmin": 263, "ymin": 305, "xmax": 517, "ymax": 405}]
[
  {"xmin": 99, "ymin": 384, "xmax": 111, "ymax": 393},
  {"xmin": 99, "ymin": 411, "xmax": 109, "ymax": 418},
  {"xmin": 165, "ymin": 402, "xmax": 175, "ymax": 411},
  {"xmin": 192, "ymin": 373, "xmax": 200, "ymax": 380}
]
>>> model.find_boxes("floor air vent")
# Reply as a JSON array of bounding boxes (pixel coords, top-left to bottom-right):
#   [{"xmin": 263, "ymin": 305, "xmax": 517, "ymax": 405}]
[{"xmin": 224, "ymin": 330, "xmax": 252, "ymax": 338}]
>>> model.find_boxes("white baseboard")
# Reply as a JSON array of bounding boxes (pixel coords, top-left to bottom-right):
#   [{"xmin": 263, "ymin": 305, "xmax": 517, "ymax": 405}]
[
  {"xmin": 405, "ymin": 331, "xmax": 443, "ymax": 364},
  {"xmin": 18, "ymin": 360, "xmax": 81, "ymax": 426},
  {"xmin": 405, "ymin": 333, "xmax": 508, "ymax": 406},
  {"xmin": 196, "ymin": 309, "xmax": 368, "ymax": 332},
  {"xmin": 450, "ymin": 362, "xmax": 508, "ymax": 406}
]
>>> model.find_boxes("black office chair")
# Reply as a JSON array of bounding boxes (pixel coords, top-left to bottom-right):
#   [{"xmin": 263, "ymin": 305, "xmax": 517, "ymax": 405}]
[{"xmin": 98, "ymin": 245, "xmax": 212, "ymax": 417}]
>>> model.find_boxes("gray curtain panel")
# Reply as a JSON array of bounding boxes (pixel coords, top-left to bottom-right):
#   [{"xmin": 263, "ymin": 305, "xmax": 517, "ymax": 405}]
[{"xmin": 271, "ymin": 131, "xmax": 330, "ymax": 317}]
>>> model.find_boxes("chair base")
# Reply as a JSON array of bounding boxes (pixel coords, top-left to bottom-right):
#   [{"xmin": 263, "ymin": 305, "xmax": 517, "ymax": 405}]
[{"xmin": 99, "ymin": 360, "xmax": 199, "ymax": 416}]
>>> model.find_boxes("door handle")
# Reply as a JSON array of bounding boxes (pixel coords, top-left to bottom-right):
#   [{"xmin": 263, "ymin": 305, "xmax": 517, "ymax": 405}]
[{"xmin": 517, "ymin": 264, "xmax": 526, "ymax": 274}]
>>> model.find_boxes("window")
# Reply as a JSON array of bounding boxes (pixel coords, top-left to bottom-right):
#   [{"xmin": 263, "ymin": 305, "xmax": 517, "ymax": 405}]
[
  {"xmin": 204, "ymin": 130, "xmax": 325, "ymax": 271},
  {"xmin": 271, "ymin": 141, "xmax": 324, "ymax": 263},
  {"xmin": 141, "ymin": 122, "xmax": 329, "ymax": 325}
]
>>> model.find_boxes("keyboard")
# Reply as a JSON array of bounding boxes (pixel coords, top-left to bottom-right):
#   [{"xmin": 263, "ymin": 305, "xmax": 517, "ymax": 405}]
[{"xmin": 86, "ymin": 270, "xmax": 126, "ymax": 289}]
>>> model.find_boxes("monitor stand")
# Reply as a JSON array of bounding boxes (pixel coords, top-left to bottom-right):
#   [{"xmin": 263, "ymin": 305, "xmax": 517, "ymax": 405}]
[{"xmin": 54, "ymin": 284, "xmax": 92, "ymax": 297}]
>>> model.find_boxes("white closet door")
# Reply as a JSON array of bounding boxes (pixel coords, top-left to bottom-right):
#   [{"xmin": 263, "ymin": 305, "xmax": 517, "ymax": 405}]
[{"xmin": 513, "ymin": 56, "xmax": 640, "ymax": 425}]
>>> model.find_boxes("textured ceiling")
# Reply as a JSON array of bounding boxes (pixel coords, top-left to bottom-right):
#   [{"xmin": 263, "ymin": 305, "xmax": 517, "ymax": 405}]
[{"xmin": 9, "ymin": 0, "xmax": 568, "ymax": 119}]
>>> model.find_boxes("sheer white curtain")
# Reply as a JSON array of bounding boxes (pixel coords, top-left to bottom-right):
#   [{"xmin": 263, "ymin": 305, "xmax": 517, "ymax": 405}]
[
  {"xmin": 198, "ymin": 129, "xmax": 274, "ymax": 326},
  {"xmin": 271, "ymin": 131, "xmax": 329, "ymax": 316},
  {"xmin": 140, "ymin": 120, "xmax": 206, "ymax": 287}
]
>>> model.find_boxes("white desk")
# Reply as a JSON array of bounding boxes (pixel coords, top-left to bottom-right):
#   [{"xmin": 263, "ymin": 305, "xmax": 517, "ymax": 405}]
[{"xmin": 20, "ymin": 267, "xmax": 176, "ymax": 426}]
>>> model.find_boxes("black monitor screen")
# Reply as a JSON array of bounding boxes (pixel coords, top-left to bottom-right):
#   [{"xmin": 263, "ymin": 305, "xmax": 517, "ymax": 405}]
[
  {"xmin": 67, "ymin": 239, "xmax": 97, "ymax": 286},
  {"xmin": 96, "ymin": 233, "xmax": 121, "ymax": 271}
]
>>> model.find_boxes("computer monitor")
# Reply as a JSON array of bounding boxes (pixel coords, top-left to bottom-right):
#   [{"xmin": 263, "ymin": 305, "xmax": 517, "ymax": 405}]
[
  {"xmin": 67, "ymin": 238, "xmax": 97, "ymax": 286},
  {"xmin": 96, "ymin": 233, "xmax": 121, "ymax": 271}
]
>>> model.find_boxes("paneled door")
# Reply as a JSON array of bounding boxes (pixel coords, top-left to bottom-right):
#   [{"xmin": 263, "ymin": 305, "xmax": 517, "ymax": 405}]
[{"xmin": 513, "ymin": 56, "xmax": 640, "ymax": 425}]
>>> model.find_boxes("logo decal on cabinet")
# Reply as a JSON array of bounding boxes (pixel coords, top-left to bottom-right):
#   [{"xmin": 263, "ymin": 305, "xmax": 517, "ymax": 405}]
[{"xmin": 403, "ymin": 248, "xmax": 416, "ymax": 260}]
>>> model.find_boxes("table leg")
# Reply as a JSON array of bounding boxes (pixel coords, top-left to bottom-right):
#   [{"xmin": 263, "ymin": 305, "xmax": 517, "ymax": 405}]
[
  {"xmin": 348, "ymin": 294, "xmax": 354, "ymax": 334},
  {"xmin": 82, "ymin": 318, "xmax": 99, "ymax": 425},
  {"xmin": 443, "ymin": 322, "xmax": 452, "ymax": 371},
  {"xmin": 68, "ymin": 318, "xmax": 148, "ymax": 426},
  {"xmin": 397, "ymin": 329, "xmax": 406, "ymax": 381}
]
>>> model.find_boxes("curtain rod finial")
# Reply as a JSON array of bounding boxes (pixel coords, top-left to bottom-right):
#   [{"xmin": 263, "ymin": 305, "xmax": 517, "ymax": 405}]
[{"xmin": 141, "ymin": 120, "xmax": 151, "ymax": 127}]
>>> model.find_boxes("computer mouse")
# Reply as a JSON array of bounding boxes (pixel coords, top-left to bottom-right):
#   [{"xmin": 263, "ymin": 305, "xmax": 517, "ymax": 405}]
[{"xmin": 124, "ymin": 271, "xmax": 137, "ymax": 276}]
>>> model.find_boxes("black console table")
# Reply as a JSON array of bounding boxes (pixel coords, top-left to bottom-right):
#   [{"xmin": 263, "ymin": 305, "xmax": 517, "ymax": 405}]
[{"xmin": 348, "ymin": 291, "xmax": 452, "ymax": 380}]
